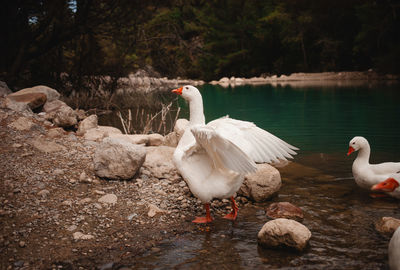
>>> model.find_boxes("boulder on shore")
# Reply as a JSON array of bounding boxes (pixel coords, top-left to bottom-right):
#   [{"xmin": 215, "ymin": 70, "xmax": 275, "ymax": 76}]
[
  {"xmin": 257, "ymin": 218, "xmax": 311, "ymax": 251},
  {"xmin": 6, "ymin": 93, "xmax": 47, "ymax": 110},
  {"xmin": 94, "ymin": 137, "xmax": 146, "ymax": 180},
  {"xmin": 77, "ymin": 114, "xmax": 98, "ymax": 135},
  {"xmin": 43, "ymin": 100, "xmax": 78, "ymax": 127},
  {"xmin": 84, "ymin": 126, "xmax": 122, "ymax": 141},
  {"xmin": 10, "ymin": 85, "xmax": 60, "ymax": 102}
]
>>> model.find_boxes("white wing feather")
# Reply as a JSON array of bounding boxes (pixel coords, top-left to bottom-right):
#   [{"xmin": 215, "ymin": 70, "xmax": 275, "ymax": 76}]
[
  {"xmin": 208, "ymin": 117, "xmax": 298, "ymax": 163},
  {"xmin": 190, "ymin": 125, "xmax": 257, "ymax": 174}
]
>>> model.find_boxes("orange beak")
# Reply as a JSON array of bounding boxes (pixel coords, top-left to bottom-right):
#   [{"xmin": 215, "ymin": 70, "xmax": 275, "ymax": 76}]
[
  {"xmin": 347, "ymin": 146, "xmax": 355, "ymax": 156},
  {"xmin": 172, "ymin": 87, "xmax": 183, "ymax": 95},
  {"xmin": 371, "ymin": 178, "xmax": 399, "ymax": 192}
]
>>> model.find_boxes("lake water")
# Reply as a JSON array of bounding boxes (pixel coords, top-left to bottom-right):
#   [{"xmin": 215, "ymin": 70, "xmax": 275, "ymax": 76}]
[{"xmin": 129, "ymin": 82, "xmax": 400, "ymax": 269}]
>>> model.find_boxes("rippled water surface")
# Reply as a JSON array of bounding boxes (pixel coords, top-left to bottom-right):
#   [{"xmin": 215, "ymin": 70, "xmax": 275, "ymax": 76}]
[{"xmin": 132, "ymin": 83, "xmax": 400, "ymax": 269}]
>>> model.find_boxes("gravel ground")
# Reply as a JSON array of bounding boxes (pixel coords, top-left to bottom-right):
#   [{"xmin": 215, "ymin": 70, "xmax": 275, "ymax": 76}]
[{"xmin": 0, "ymin": 105, "xmax": 250, "ymax": 270}]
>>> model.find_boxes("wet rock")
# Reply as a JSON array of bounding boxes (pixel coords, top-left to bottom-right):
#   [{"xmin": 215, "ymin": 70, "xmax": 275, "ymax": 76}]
[
  {"xmin": 257, "ymin": 218, "xmax": 311, "ymax": 251},
  {"xmin": 11, "ymin": 85, "xmax": 60, "ymax": 102},
  {"xmin": 6, "ymin": 92, "xmax": 47, "ymax": 110},
  {"xmin": 266, "ymin": 202, "xmax": 304, "ymax": 221},
  {"xmin": 77, "ymin": 114, "xmax": 98, "ymax": 135},
  {"xmin": 375, "ymin": 217, "xmax": 400, "ymax": 235},
  {"xmin": 8, "ymin": 117, "xmax": 35, "ymax": 131},
  {"xmin": 94, "ymin": 137, "xmax": 146, "ymax": 180},
  {"xmin": 239, "ymin": 163, "xmax": 281, "ymax": 202},
  {"xmin": 98, "ymin": 194, "xmax": 118, "ymax": 204}
]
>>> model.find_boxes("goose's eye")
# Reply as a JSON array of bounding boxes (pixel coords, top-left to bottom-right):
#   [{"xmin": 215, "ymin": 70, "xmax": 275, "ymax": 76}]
[
  {"xmin": 352, "ymin": 142, "xmax": 355, "ymax": 145},
  {"xmin": 185, "ymin": 87, "xmax": 188, "ymax": 90}
]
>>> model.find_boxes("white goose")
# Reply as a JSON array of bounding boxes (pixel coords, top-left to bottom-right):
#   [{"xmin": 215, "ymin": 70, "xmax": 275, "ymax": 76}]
[
  {"xmin": 347, "ymin": 136, "xmax": 400, "ymax": 190},
  {"xmin": 371, "ymin": 173, "xmax": 400, "ymax": 198},
  {"xmin": 389, "ymin": 226, "xmax": 400, "ymax": 269},
  {"xmin": 171, "ymin": 85, "xmax": 298, "ymax": 223}
]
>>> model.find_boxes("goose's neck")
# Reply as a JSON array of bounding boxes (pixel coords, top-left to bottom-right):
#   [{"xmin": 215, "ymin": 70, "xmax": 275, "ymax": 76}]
[
  {"xmin": 355, "ymin": 145, "xmax": 371, "ymax": 164},
  {"xmin": 189, "ymin": 97, "xmax": 205, "ymax": 125}
]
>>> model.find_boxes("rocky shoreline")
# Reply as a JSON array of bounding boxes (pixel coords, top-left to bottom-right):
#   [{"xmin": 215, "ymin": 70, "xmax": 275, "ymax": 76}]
[{"xmin": 0, "ymin": 85, "xmax": 288, "ymax": 269}]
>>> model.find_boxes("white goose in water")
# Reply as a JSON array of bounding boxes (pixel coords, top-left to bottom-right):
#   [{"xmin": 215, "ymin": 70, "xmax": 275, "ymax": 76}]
[
  {"xmin": 171, "ymin": 85, "xmax": 298, "ymax": 223},
  {"xmin": 347, "ymin": 136, "xmax": 400, "ymax": 190}
]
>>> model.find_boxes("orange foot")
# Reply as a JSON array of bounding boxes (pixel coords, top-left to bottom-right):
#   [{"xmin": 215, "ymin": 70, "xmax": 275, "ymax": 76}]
[
  {"xmin": 192, "ymin": 203, "xmax": 213, "ymax": 223},
  {"xmin": 222, "ymin": 196, "xmax": 238, "ymax": 221},
  {"xmin": 192, "ymin": 216, "xmax": 213, "ymax": 223},
  {"xmin": 223, "ymin": 212, "xmax": 237, "ymax": 220}
]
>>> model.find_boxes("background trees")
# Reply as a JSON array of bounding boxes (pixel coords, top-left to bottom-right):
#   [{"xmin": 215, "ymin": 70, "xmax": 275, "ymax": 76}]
[{"xmin": 1, "ymin": 0, "xmax": 399, "ymax": 91}]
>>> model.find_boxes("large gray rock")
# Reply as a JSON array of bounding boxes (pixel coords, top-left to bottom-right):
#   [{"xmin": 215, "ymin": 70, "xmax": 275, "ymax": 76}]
[
  {"xmin": 94, "ymin": 137, "xmax": 146, "ymax": 180},
  {"xmin": 84, "ymin": 126, "xmax": 122, "ymax": 141},
  {"xmin": 77, "ymin": 114, "xmax": 98, "ymax": 135},
  {"xmin": 258, "ymin": 218, "xmax": 312, "ymax": 251},
  {"xmin": 239, "ymin": 163, "xmax": 281, "ymax": 202},
  {"xmin": 52, "ymin": 104, "xmax": 78, "ymax": 127},
  {"xmin": 174, "ymin": 119, "xmax": 189, "ymax": 137},
  {"xmin": 12, "ymin": 85, "xmax": 60, "ymax": 102},
  {"xmin": 43, "ymin": 100, "xmax": 78, "ymax": 127},
  {"xmin": 108, "ymin": 133, "xmax": 164, "ymax": 146},
  {"xmin": 143, "ymin": 146, "xmax": 176, "ymax": 178},
  {"xmin": 0, "ymin": 81, "xmax": 12, "ymax": 97},
  {"xmin": 1, "ymin": 96, "xmax": 32, "ymax": 113},
  {"xmin": 6, "ymin": 92, "xmax": 47, "ymax": 110},
  {"xmin": 163, "ymin": 118, "xmax": 189, "ymax": 147}
]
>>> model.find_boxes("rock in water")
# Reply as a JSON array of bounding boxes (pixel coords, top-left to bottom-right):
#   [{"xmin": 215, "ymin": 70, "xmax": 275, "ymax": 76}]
[
  {"xmin": 266, "ymin": 202, "xmax": 304, "ymax": 221},
  {"xmin": 94, "ymin": 137, "xmax": 146, "ymax": 180},
  {"xmin": 257, "ymin": 218, "xmax": 311, "ymax": 251},
  {"xmin": 375, "ymin": 217, "xmax": 400, "ymax": 235}
]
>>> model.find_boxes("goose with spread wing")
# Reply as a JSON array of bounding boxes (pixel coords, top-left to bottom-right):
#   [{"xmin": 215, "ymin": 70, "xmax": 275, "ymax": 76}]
[{"xmin": 172, "ymin": 85, "xmax": 298, "ymax": 223}]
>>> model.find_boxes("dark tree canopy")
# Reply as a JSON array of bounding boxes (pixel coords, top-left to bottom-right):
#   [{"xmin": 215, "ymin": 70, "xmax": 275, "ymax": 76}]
[{"xmin": 1, "ymin": 0, "xmax": 399, "ymax": 91}]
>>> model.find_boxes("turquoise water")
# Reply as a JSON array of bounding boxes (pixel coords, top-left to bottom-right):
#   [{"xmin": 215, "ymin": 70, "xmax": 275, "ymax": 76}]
[
  {"xmin": 129, "ymin": 82, "xmax": 400, "ymax": 269},
  {"xmin": 179, "ymin": 83, "xmax": 400, "ymax": 154}
]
